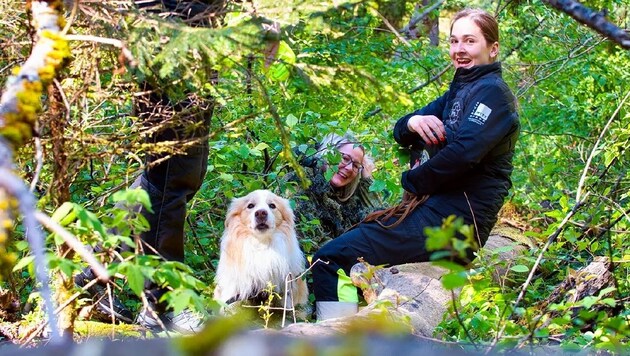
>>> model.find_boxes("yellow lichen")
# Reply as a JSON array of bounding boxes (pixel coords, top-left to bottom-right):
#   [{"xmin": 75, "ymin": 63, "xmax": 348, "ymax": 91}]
[
  {"xmin": 0, "ymin": 192, "xmax": 15, "ymax": 281},
  {"xmin": 38, "ymin": 64, "xmax": 56, "ymax": 82},
  {"xmin": 0, "ymin": 127, "xmax": 24, "ymax": 145},
  {"xmin": 1, "ymin": 218, "xmax": 12, "ymax": 230}
]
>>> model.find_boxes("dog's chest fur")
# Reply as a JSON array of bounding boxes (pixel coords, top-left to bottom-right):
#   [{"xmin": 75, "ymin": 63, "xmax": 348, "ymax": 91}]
[{"xmin": 220, "ymin": 232, "xmax": 296, "ymax": 298}]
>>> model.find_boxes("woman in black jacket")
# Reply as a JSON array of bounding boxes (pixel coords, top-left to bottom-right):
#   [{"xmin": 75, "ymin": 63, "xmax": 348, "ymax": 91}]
[{"xmin": 311, "ymin": 8, "xmax": 520, "ymax": 321}]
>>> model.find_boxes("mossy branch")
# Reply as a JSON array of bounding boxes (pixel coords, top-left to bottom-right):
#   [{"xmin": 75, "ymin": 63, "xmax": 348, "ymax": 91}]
[{"xmin": 0, "ymin": 0, "xmax": 70, "ymax": 149}]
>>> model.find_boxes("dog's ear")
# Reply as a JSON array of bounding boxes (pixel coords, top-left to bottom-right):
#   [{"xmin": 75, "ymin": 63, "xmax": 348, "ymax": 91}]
[
  {"xmin": 224, "ymin": 195, "xmax": 246, "ymax": 229},
  {"xmin": 275, "ymin": 195, "xmax": 295, "ymax": 228}
]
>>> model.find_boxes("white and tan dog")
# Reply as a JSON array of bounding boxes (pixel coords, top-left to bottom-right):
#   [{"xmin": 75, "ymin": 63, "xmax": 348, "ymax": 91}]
[{"xmin": 213, "ymin": 189, "xmax": 309, "ymax": 315}]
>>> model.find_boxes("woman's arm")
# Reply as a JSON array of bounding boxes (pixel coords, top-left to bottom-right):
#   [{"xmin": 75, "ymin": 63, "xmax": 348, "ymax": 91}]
[
  {"xmin": 401, "ymin": 83, "xmax": 518, "ymax": 195},
  {"xmin": 393, "ymin": 92, "xmax": 449, "ymax": 147}
]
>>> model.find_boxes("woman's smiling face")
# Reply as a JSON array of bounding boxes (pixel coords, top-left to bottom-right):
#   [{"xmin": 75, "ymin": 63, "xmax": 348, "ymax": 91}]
[
  {"xmin": 330, "ymin": 143, "xmax": 364, "ymax": 188},
  {"xmin": 449, "ymin": 17, "xmax": 498, "ymax": 69}
]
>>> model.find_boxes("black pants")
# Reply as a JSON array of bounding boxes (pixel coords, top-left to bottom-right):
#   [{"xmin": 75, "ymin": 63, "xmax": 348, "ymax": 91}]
[
  {"xmin": 311, "ymin": 202, "xmax": 479, "ymax": 302},
  {"xmin": 134, "ymin": 142, "xmax": 209, "ymax": 262},
  {"xmin": 134, "ymin": 92, "xmax": 212, "ymax": 305}
]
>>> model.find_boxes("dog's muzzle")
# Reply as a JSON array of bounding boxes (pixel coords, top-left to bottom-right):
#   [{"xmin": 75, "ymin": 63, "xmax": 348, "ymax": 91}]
[{"xmin": 255, "ymin": 209, "xmax": 270, "ymax": 231}]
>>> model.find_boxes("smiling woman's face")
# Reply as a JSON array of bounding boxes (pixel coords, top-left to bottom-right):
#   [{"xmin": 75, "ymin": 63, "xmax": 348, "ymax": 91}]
[
  {"xmin": 449, "ymin": 17, "xmax": 498, "ymax": 69},
  {"xmin": 330, "ymin": 143, "xmax": 364, "ymax": 188}
]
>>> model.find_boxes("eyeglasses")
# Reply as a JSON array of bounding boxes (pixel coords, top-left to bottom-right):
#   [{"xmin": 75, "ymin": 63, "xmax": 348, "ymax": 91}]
[{"xmin": 340, "ymin": 153, "xmax": 363, "ymax": 173}]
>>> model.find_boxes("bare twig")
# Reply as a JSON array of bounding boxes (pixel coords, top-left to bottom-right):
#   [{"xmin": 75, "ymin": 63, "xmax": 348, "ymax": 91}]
[
  {"xmin": 282, "ymin": 272, "xmax": 296, "ymax": 327},
  {"xmin": 283, "ymin": 259, "xmax": 325, "ymax": 325},
  {"xmin": 19, "ymin": 278, "xmax": 100, "ymax": 346},
  {"xmin": 280, "ymin": 258, "xmax": 329, "ymax": 327},
  {"xmin": 139, "ymin": 291, "xmax": 172, "ymax": 336},
  {"xmin": 372, "ymin": 8, "xmax": 412, "ymax": 47},
  {"xmin": 516, "ymin": 36, "xmax": 605, "ymax": 97},
  {"xmin": 185, "ymin": 215, "xmax": 216, "ymax": 273},
  {"xmin": 364, "ymin": 63, "xmax": 452, "ymax": 119},
  {"xmin": 249, "ymin": 64, "xmax": 309, "ymax": 189},
  {"xmin": 65, "ymin": 34, "xmax": 136, "ymax": 66},
  {"xmin": 408, "ymin": 63, "xmax": 452, "ymax": 94},
  {"xmin": 29, "ymin": 137, "xmax": 44, "ymax": 192},
  {"xmin": 0, "ymin": 165, "xmax": 61, "ymax": 342},
  {"xmin": 450, "ymin": 289, "xmax": 479, "ymax": 349},
  {"xmin": 400, "ymin": 0, "xmax": 445, "ymax": 36},
  {"xmin": 575, "ymin": 90, "xmax": 630, "ymax": 202},
  {"xmin": 61, "ymin": 0, "xmax": 79, "ymax": 35}
]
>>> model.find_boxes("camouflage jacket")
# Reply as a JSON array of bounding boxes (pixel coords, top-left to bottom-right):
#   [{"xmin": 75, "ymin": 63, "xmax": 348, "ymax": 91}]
[{"xmin": 284, "ymin": 162, "xmax": 382, "ymax": 250}]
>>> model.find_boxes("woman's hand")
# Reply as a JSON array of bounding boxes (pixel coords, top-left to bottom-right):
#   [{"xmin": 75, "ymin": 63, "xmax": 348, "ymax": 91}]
[{"xmin": 407, "ymin": 115, "xmax": 445, "ymax": 145}]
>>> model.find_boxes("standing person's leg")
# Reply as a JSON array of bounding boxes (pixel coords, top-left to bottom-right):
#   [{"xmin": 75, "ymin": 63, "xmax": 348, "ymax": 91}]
[
  {"xmin": 312, "ymin": 205, "xmax": 442, "ymax": 320},
  {"xmin": 139, "ymin": 141, "xmax": 209, "ymax": 263},
  {"xmin": 135, "ymin": 95, "xmax": 212, "ymax": 333}
]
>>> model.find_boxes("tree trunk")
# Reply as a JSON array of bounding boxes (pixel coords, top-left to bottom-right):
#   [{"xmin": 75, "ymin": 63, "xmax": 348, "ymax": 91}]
[
  {"xmin": 47, "ymin": 84, "xmax": 76, "ymax": 341},
  {"xmin": 420, "ymin": 1, "xmax": 439, "ymax": 46}
]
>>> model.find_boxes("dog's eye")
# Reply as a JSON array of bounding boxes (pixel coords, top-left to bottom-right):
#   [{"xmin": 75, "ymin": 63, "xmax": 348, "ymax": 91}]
[
  {"xmin": 269, "ymin": 203, "xmax": 276, "ymax": 209},
  {"xmin": 247, "ymin": 203, "xmax": 255, "ymax": 209}
]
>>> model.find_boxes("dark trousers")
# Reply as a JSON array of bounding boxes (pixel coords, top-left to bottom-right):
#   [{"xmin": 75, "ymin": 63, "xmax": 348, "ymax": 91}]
[
  {"xmin": 134, "ymin": 93, "xmax": 212, "ymax": 305},
  {"xmin": 135, "ymin": 142, "xmax": 209, "ymax": 262},
  {"xmin": 312, "ymin": 203, "xmax": 458, "ymax": 302}
]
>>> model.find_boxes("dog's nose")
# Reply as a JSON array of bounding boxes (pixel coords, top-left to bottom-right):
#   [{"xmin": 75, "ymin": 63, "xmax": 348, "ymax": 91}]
[{"xmin": 255, "ymin": 209, "xmax": 268, "ymax": 220}]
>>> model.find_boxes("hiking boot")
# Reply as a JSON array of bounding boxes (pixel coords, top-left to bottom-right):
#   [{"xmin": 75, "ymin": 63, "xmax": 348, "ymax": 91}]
[
  {"xmin": 136, "ymin": 304, "xmax": 164, "ymax": 331},
  {"xmin": 165, "ymin": 308, "xmax": 205, "ymax": 334},
  {"xmin": 74, "ymin": 268, "xmax": 134, "ymax": 324},
  {"xmin": 137, "ymin": 304, "xmax": 205, "ymax": 334}
]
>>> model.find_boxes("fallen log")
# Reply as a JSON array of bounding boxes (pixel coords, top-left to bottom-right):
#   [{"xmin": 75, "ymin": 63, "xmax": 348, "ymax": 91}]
[{"xmin": 536, "ymin": 255, "xmax": 617, "ymax": 330}]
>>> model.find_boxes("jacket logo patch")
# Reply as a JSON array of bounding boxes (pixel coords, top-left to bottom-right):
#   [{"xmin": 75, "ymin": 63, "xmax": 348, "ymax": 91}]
[
  {"xmin": 447, "ymin": 101, "xmax": 461, "ymax": 125},
  {"xmin": 469, "ymin": 102, "xmax": 492, "ymax": 125}
]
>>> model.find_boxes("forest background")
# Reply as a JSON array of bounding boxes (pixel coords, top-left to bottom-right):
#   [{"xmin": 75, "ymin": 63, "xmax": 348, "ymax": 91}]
[{"xmin": 0, "ymin": 0, "xmax": 628, "ymax": 353}]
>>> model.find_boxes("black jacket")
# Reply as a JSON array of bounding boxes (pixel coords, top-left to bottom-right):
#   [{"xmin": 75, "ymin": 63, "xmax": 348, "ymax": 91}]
[{"xmin": 394, "ymin": 62, "xmax": 519, "ymax": 239}]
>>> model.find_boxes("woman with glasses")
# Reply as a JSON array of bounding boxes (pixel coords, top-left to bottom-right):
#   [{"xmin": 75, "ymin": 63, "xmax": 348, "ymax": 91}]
[{"xmin": 283, "ymin": 132, "xmax": 382, "ymax": 253}]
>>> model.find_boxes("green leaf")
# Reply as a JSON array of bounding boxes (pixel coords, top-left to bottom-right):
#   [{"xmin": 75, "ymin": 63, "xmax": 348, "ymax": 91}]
[
  {"xmin": 534, "ymin": 328, "xmax": 550, "ymax": 339},
  {"xmin": 254, "ymin": 142, "xmax": 269, "ymax": 151},
  {"xmin": 249, "ymin": 148, "xmax": 263, "ymax": 157},
  {"xmin": 168, "ymin": 289, "xmax": 196, "ymax": 315},
  {"xmin": 286, "ymin": 114, "xmax": 298, "ymax": 128},
  {"xmin": 510, "ymin": 265, "xmax": 529, "ymax": 273},
  {"xmin": 432, "ymin": 260, "xmax": 466, "ymax": 272},
  {"xmin": 50, "ymin": 202, "xmax": 74, "ymax": 223},
  {"xmin": 75, "ymin": 207, "xmax": 108, "ymax": 239},
  {"xmin": 14, "ymin": 240, "xmax": 29, "ymax": 252},
  {"xmin": 369, "ymin": 179, "xmax": 386, "ymax": 193},
  {"xmin": 123, "ymin": 263, "xmax": 145, "ymax": 297},
  {"xmin": 12, "ymin": 255, "xmax": 34, "ymax": 272},
  {"xmin": 219, "ymin": 173, "xmax": 234, "ymax": 182},
  {"xmin": 581, "ymin": 296, "xmax": 598, "ymax": 309},
  {"xmin": 599, "ymin": 298, "xmax": 616, "ymax": 307},
  {"xmin": 442, "ymin": 271, "xmax": 468, "ymax": 290},
  {"xmin": 597, "ymin": 286, "xmax": 616, "ymax": 298},
  {"xmin": 237, "ymin": 144, "xmax": 250, "ymax": 158}
]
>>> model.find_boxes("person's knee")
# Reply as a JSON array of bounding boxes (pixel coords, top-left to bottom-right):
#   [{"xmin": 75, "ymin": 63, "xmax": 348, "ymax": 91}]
[{"xmin": 312, "ymin": 240, "xmax": 341, "ymax": 266}]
